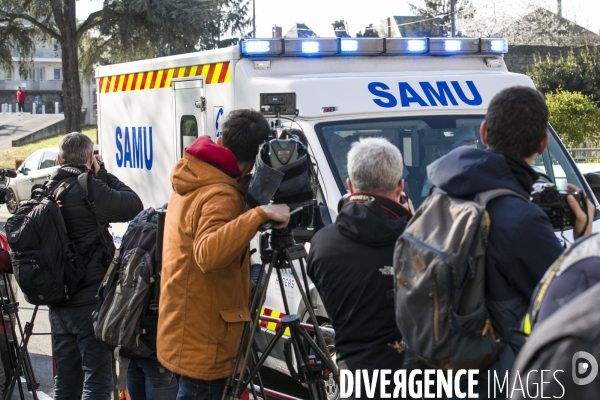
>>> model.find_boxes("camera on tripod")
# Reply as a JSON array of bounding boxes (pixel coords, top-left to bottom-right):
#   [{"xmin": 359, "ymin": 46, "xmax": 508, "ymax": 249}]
[
  {"xmin": 0, "ymin": 168, "xmax": 17, "ymax": 204},
  {"xmin": 248, "ymin": 129, "xmax": 322, "ymax": 238},
  {"xmin": 531, "ymin": 183, "xmax": 586, "ymax": 229}
]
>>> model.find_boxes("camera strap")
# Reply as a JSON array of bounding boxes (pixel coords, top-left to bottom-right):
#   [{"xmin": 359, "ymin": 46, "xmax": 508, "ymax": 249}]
[{"xmin": 343, "ymin": 192, "xmax": 412, "ymax": 218}]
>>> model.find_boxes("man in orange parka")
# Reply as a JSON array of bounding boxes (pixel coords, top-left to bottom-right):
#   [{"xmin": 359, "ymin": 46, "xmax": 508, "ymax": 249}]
[{"xmin": 157, "ymin": 109, "xmax": 290, "ymax": 400}]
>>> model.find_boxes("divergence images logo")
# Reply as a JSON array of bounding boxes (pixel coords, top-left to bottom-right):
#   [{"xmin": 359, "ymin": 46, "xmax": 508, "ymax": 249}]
[{"xmin": 572, "ymin": 351, "xmax": 598, "ymax": 385}]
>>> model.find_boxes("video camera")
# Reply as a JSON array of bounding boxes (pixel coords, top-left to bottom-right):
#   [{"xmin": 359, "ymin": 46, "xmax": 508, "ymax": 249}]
[
  {"xmin": 247, "ymin": 129, "xmax": 320, "ymax": 238},
  {"xmin": 0, "ymin": 169, "xmax": 17, "ymax": 204},
  {"xmin": 531, "ymin": 183, "xmax": 586, "ymax": 230}
]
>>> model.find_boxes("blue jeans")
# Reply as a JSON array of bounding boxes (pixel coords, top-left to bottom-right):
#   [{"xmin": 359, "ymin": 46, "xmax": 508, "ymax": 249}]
[
  {"xmin": 127, "ymin": 357, "xmax": 178, "ymax": 400},
  {"xmin": 175, "ymin": 375, "xmax": 226, "ymax": 400},
  {"xmin": 50, "ymin": 303, "xmax": 113, "ymax": 400}
]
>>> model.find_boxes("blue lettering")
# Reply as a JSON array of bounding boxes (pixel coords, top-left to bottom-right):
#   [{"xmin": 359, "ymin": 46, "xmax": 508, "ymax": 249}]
[
  {"xmin": 144, "ymin": 127, "xmax": 153, "ymax": 170},
  {"xmin": 419, "ymin": 82, "xmax": 459, "ymax": 106},
  {"xmin": 115, "ymin": 127, "xmax": 123, "ymax": 167},
  {"xmin": 399, "ymin": 82, "xmax": 428, "ymax": 107},
  {"xmin": 132, "ymin": 127, "xmax": 143, "ymax": 168},
  {"xmin": 368, "ymin": 82, "xmax": 397, "ymax": 108},
  {"xmin": 124, "ymin": 127, "xmax": 132, "ymax": 168},
  {"xmin": 451, "ymin": 81, "xmax": 482, "ymax": 106}
]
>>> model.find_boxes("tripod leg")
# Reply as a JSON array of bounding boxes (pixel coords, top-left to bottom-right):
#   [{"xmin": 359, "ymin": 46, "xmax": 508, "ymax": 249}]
[
  {"xmin": 229, "ymin": 252, "xmax": 278, "ymax": 399},
  {"xmin": 284, "ymin": 250, "xmax": 338, "ymax": 377},
  {"xmin": 5, "ymin": 305, "xmax": 38, "ymax": 400}
]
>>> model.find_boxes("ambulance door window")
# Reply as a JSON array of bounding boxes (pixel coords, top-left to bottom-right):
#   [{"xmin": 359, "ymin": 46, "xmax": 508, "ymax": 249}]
[{"xmin": 181, "ymin": 116, "xmax": 198, "ymax": 156}]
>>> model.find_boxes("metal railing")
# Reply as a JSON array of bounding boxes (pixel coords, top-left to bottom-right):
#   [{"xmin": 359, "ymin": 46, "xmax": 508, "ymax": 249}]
[
  {"xmin": 0, "ymin": 80, "xmax": 63, "ymax": 91},
  {"xmin": 568, "ymin": 148, "xmax": 600, "ymax": 162}
]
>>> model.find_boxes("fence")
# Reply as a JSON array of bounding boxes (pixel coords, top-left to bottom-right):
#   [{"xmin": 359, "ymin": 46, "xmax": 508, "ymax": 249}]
[{"xmin": 568, "ymin": 148, "xmax": 600, "ymax": 162}]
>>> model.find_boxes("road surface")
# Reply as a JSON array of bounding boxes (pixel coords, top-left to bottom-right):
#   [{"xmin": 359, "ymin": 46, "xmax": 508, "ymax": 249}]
[{"xmin": 0, "ymin": 114, "xmax": 64, "ymax": 151}]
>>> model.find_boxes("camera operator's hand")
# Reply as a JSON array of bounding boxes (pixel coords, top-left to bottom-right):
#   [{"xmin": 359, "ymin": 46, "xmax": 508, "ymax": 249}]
[
  {"xmin": 260, "ymin": 204, "xmax": 291, "ymax": 229},
  {"xmin": 566, "ymin": 183, "xmax": 595, "ymax": 239}
]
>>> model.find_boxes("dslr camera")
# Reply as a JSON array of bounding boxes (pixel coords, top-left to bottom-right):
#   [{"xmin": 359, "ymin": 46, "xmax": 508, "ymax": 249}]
[{"xmin": 531, "ymin": 183, "xmax": 586, "ymax": 229}]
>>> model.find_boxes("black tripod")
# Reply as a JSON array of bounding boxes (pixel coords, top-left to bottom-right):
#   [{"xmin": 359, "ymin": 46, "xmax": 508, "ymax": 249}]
[
  {"xmin": 0, "ymin": 273, "xmax": 40, "ymax": 400},
  {"xmin": 222, "ymin": 228, "xmax": 338, "ymax": 400}
]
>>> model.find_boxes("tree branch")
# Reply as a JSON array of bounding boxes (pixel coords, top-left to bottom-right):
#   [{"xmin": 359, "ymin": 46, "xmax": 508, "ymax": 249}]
[
  {"xmin": 76, "ymin": 9, "xmax": 104, "ymax": 39},
  {"xmin": 6, "ymin": 12, "xmax": 61, "ymax": 40}
]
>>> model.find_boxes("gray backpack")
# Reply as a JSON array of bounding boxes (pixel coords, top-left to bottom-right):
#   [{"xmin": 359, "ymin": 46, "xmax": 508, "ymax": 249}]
[{"xmin": 394, "ymin": 188, "xmax": 528, "ymax": 370}]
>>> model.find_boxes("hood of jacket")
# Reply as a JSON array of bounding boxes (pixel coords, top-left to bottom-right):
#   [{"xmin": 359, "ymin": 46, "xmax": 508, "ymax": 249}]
[
  {"xmin": 336, "ymin": 193, "xmax": 412, "ymax": 247},
  {"xmin": 426, "ymin": 147, "xmax": 532, "ymax": 198},
  {"xmin": 172, "ymin": 136, "xmax": 244, "ymax": 196}
]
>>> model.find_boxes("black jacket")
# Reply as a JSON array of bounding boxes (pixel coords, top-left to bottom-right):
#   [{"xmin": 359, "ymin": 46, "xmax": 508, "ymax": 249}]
[
  {"xmin": 307, "ymin": 193, "xmax": 411, "ymax": 371},
  {"xmin": 427, "ymin": 147, "xmax": 564, "ymax": 377},
  {"xmin": 47, "ymin": 165, "xmax": 143, "ymax": 307},
  {"xmin": 511, "ymin": 281, "xmax": 600, "ymax": 399}
]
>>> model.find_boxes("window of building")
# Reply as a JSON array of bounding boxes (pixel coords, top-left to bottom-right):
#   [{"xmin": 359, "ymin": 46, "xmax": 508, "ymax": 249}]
[{"xmin": 54, "ymin": 68, "xmax": 61, "ymax": 80}]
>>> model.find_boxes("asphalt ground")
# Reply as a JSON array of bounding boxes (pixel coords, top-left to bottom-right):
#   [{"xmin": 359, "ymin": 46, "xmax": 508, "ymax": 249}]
[{"xmin": 0, "ymin": 114, "xmax": 64, "ymax": 151}]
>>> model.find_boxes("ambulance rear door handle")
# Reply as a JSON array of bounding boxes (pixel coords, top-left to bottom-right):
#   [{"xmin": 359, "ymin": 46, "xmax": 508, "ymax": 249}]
[{"xmin": 195, "ymin": 97, "xmax": 206, "ymax": 111}]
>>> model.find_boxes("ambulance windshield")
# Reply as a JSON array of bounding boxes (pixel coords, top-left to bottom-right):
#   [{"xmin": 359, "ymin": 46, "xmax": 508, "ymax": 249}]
[{"xmin": 315, "ymin": 115, "xmax": 587, "ymax": 209}]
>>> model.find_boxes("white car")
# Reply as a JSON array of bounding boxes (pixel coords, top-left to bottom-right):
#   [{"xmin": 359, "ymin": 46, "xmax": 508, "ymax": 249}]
[{"xmin": 5, "ymin": 147, "xmax": 60, "ymax": 214}]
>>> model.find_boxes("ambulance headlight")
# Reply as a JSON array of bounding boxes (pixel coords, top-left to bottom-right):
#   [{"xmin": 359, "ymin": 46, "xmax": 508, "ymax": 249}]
[
  {"xmin": 429, "ymin": 38, "xmax": 479, "ymax": 55},
  {"xmin": 480, "ymin": 38, "xmax": 508, "ymax": 53},
  {"xmin": 241, "ymin": 39, "xmax": 283, "ymax": 55},
  {"xmin": 341, "ymin": 38, "xmax": 384, "ymax": 54},
  {"xmin": 385, "ymin": 38, "xmax": 429, "ymax": 54},
  {"xmin": 284, "ymin": 38, "xmax": 338, "ymax": 55}
]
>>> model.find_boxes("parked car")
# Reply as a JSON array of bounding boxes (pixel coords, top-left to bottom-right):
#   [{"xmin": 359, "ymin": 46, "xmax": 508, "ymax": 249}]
[{"xmin": 5, "ymin": 147, "xmax": 60, "ymax": 214}]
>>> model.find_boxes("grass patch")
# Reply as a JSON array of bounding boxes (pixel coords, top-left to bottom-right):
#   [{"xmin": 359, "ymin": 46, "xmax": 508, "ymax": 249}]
[{"xmin": 0, "ymin": 126, "xmax": 97, "ymax": 170}]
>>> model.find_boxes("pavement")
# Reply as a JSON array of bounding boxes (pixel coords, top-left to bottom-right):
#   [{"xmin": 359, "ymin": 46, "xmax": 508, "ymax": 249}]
[{"xmin": 0, "ymin": 114, "xmax": 64, "ymax": 151}]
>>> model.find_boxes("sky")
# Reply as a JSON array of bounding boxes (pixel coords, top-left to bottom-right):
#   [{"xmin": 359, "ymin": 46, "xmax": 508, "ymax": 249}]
[{"xmin": 76, "ymin": 0, "xmax": 600, "ymax": 38}]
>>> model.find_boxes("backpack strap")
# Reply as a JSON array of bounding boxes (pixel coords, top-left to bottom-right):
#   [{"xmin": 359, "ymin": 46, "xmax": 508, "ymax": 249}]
[
  {"xmin": 476, "ymin": 188, "xmax": 529, "ymax": 206},
  {"xmin": 77, "ymin": 172, "xmax": 97, "ymax": 216}
]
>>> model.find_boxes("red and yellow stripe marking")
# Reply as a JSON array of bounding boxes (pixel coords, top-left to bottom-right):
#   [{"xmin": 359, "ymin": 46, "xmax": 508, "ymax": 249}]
[
  {"xmin": 98, "ymin": 61, "xmax": 231, "ymax": 94},
  {"xmin": 260, "ymin": 307, "xmax": 291, "ymax": 336}
]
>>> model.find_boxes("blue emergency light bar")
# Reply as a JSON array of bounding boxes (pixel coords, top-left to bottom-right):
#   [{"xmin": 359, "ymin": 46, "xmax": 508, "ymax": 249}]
[{"xmin": 240, "ymin": 38, "xmax": 508, "ymax": 57}]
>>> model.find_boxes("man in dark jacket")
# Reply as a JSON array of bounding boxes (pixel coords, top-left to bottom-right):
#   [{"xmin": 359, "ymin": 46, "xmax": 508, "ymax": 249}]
[
  {"xmin": 425, "ymin": 86, "xmax": 594, "ymax": 398},
  {"xmin": 47, "ymin": 132, "xmax": 143, "ymax": 400},
  {"xmin": 307, "ymin": 137, "xmax": 412, "ymax": 395}
]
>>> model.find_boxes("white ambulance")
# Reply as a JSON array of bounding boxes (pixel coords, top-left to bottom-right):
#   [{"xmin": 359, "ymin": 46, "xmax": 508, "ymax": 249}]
[{"xmin": 96, "ymin": 37, "xmax": 600, "ymax": 395}]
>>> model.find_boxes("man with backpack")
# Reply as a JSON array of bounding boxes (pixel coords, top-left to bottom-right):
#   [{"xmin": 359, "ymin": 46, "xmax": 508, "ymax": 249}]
[
  {"xmin": 307, "ymin": 138, "xmax": 413, "ymax": 395},
  {"xmin": 47, "ymin": 132, "xmax": 143, "ymax": 399},
  {"xmin": 157, "ymin": 109, "xmax": 290, "ymax": 400},
  {"xmin": 405, "ymin": 86, "xmax": 594, "ymax": 398}
]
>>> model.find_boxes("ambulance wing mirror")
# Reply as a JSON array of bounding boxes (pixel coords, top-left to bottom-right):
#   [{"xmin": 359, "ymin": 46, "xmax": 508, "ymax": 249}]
[{"xmin": 584, "ymin": 172, "xmax": 600, "ymax": 204}]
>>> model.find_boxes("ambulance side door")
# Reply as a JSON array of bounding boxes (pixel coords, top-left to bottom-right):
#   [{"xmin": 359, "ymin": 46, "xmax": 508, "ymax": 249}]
[{"xmin": 173, "ymin": 78, "xmax": 206, "ymax": 157}]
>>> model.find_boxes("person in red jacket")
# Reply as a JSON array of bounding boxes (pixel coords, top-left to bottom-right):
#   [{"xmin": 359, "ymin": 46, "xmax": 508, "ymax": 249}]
[{"xmin": 16, "ymin": 87, "xmax": 26, "ymax": 114}]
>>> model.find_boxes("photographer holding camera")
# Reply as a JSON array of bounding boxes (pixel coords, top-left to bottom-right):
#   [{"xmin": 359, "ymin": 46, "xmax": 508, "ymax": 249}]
[
  {"xmin": 48, "ymin": 132, "xmax": 143, "ymax": 400},
  {"xmin": 157, "ymin": 109, "xmax": 290, "ymax": 400},
  {"xmin": 307, "ymin": 138, "xmax": 413, "ymax": 384},
  {"xmin": 423, "ymin": 86, "xmax": 595, "ymax": 398}
]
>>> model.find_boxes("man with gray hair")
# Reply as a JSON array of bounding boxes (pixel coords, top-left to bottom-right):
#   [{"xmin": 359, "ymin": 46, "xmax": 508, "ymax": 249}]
[
  {"xmin": 46, "ymin": 132, "xmax": 143, "ymax": 399},
  {"xmin": 307, "ymin": 137, "xmax": 412, "ymax": 381}
]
